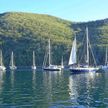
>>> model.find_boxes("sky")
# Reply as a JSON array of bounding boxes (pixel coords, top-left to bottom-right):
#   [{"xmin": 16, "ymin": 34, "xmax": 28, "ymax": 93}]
[{"xmin": 0, "ymin": 0, "xmax": 108, "ymax": 22}]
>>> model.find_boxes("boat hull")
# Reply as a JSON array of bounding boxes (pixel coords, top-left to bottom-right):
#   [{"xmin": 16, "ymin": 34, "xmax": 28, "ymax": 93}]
[
  {"xmin": 43, "ymin": 68, "xmax": 61, "ymax": 71},
  {"xmin": 70, "ymin": 67, "xmax": 99, "ymax": 73},
  {"xmin": 32, "ymin": 66, "xmax": 36, "ymax": 70},
  {"xmin": 44, "ymin": 69, "xmax": 61, "ymax": 71},
  {"xmin": 10, "ymin": 66, "xmax": 17, "ymax": 70},
  {"xmin": 101, "ymin": 66, "xmax": 108, "ymax": 72},
  {"xmin": 0, "ymin": 66, "xmax": 6, "ymax": 72},
  {"xmin": 43, "ymin": 65, "xmax": 62, "ymax": 71}
]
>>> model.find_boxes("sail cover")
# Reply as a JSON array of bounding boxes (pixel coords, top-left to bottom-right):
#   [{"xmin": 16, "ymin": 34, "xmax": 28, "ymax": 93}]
[{"xmin": 68, "ymin": 37, "xmax": 77, "ymax": 65}]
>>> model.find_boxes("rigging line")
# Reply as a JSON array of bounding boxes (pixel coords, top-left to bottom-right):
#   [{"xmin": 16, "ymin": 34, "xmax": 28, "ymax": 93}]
[
  {"xmin": 45, "ymin": 53, "xmax": 48, "ymax": 66},
  {"xmin": 105, "ymin": 47, "xmax": 107, "ymax": 65},
  {"xmin": 88, "ymin": 39, "xmax": 97, "ymax": 67},
  {"xmin": 43, "ymin": 52, "xmax": 48, "ymax": 67},
  {"xmin": 43, "ymin": 46, "xmax": 48, "ymax": 67},
  {"xmin": 78, "ymin": 33, "xmax": 86, "ymax": 64}
]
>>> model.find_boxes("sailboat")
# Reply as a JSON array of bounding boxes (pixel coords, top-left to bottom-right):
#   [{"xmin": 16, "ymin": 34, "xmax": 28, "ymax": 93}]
[
  {"xmin": 43, "ymin": 39, "xmax": 61, "ymax": 71},
  {"xmin": 32, "ymin": 51, "xmax": 36, "ymax": 70},
  {"xmin": 69, "ymin": 27, "xmax": 99, "ymax": 73},
  {"xmin": 101, "ymin": 47, "xmax": 108, "ymax": 71},
  {"xmin": 0, "ymin": 50, "xmax": 6, "ymax": 71},
  {"xmin": 10, "ymin": 51, "xmax": 17, "ymax": 70}
]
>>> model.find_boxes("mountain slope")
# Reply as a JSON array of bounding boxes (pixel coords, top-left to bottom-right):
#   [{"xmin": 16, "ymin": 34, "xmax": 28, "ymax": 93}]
[{"xmin": 0, "ymin": 12, "xmax": 108, "ymax": 66}]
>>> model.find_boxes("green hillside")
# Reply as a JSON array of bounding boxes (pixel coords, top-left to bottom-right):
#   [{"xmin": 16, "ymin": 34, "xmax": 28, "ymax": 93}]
[{"xmin": 0, "ymin": 12, "xmax": 108, "ymax": 66}]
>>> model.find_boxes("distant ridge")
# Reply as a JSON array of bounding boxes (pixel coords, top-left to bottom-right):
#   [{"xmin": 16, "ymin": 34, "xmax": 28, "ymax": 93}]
[{"xmin": 0, "ymin": 12, "xmax": 108, "ymax": 66}]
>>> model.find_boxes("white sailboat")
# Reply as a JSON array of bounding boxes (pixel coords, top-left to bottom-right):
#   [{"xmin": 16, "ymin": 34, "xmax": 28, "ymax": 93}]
[
  {"xmin": 43, "ymin": 39, "xmax": 61, "ymax": 71},
  {"xmin": 101, "ymin": 47, "xmax": 108, "ymax": 71},
  {"xmin": 0, "ymin": 50, "xmax": 6, "ymax": 71},
  {"xmin": 10, "ymin": 51, "xmax": 17, "ymax": 70},
  {"xmin": 32, "ymin": 51, "xmax": 36, "ymax": 70},
  {"xmin": 69, "ymin": 27, "xmax": 99, "ymax": 73}
]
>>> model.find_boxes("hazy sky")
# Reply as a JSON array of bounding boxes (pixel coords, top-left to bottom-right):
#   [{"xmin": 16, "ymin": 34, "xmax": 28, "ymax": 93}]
[{"xmin": 0, "ymin": 0, "xmax": 108, "ymax": 22}]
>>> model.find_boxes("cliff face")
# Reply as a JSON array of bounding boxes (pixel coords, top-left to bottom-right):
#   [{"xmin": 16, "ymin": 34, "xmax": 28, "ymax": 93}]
[{"xmin": 0, "ymin": 12, "xmax": 108, "ymax": 66}]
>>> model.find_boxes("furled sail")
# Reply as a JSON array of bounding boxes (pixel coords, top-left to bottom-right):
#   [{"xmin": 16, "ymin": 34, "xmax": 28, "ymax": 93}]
[{"xmin": 0, "ymin": 50, "xmax": 3, "ymax": 66}]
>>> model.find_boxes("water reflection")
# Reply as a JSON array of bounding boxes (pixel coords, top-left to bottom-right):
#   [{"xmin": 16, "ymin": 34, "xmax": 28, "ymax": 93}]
[
  {"xmin": 0, "ymin": 70, "xmax": 108, "ymax": 107},
  {"xmin": 43, "ymin": 71, "xmax": 71, "ymax": 108},
  {"xmin": 68, "ymin": 72, "xmax": 106, "ymax": 107},
  {"xmin": 32, "ymin": 70, "xmax": 36, "ymax": 90},
  {"xmin": 10, "ymin": 70, "xmax": 15, "ymax": 89},
  {"xmin": 69, "ymin": 75, "xmax": 79, "ymax": 105},
  {"xmin": 43, "ymin": 71, "xmax": 64, "ymax": 102},
  {"xmin": 43, "ymin": 71, "xmax": 53, "ymax": 105},
  {"xmin": 0, "ymin": 71, "xmax": 5, "ymax": 95}
]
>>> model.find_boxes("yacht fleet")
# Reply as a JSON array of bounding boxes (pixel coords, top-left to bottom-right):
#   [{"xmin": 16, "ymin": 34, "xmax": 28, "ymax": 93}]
[{"xmin": 0, "ymin": 27, "xmax": 107, "ymax": 73}]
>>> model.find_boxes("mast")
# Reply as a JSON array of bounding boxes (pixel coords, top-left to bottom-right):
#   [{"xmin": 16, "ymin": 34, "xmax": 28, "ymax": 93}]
[
  {"xmin": 86, "ymin": 27, "xmax": 89, "ymax": 66},
  {"xmin": 105, "ymin": 47, "xmax": 108, "ymax": 65},
  {"xmin": 33, "ymin": 51, "xmax": 35, "ymax": 66},
  {"xmin": 48, "ymin": 39, "xmax": 51, "ymax": 66},
  {"xmin": 10, "ymin": 51, "xmax": 16, "ymax": 67},
  {"xmin": 0, "ymin": 50, "xmax": 3, "ymax": 66},
  {"xmin": 11, "ymin": 51, "xmax": 14, "ymax": 67},
  {"xmin": 61, "ymin": 56, "xmax": 63, "ymax": 67}
]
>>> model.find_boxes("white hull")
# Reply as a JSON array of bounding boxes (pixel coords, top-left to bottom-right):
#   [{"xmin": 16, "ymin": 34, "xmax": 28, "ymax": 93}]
[
  {"xmin": 101, "ymin": 66, "xmax": 108, "ymax": 72},
  {"xmin": 43, "ymin": 65, "xmax": 61, "ymax": 71},
  {"xmin": 70, "ymin": 67, "xmax": 99, "ymax": 73},
  {"xmin": 58, "ymin": 65, "xmax": 64, "ymax": 69},
  {"xmin": 32, "ymin": 66, "xmax": 36, "ymax": 70},
  {"xmin": 61, "ymin": 66, "xmax": 64, "ymax": 69},
  {"xmin": 59, "ymin": 65, "xmax": 64, "ymax": 70},
  {"xmin": 0, "ymin": 66, "xmax": 6, "ymax": 72},
  {"xmin": 10, "ymin": 66, "xmax": 17, "ymax": 70}
]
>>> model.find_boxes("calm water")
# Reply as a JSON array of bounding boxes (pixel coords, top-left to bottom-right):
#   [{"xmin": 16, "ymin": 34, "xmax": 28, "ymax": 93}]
[{"xmin": 0, "ymin": 70, "xmax": 108, "ymax": 108}]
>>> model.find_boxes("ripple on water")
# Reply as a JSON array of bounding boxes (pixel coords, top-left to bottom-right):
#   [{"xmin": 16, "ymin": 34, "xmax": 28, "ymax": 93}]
[
  {"xmin": 103, "ymin": 98, "xmax": 108, "ymax": 105},
  {"xmin": 49, "ymin": 105, "xmax": 87, "ymax": 108},
  {"xmin": 0, "ymin": 104, "xmax": 33, "ymax": 108},
  {"xmin": 49, "ymin": 99, "xmax": 88, "ymax": 108},
  {"xmin": 94, "ymin": 100, "xmax": 103, "ymax": 107}
]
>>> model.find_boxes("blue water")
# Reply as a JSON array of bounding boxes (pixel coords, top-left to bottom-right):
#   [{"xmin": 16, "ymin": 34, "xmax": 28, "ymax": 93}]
[{"xmin": 0, "ymin": 70, "xmax": 108, "ymax": 108}]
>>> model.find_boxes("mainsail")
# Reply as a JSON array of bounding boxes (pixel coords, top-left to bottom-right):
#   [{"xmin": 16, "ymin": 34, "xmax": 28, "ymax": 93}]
[{"xmin": 68, "ymin": 36, "xmax": 77, "ymax": 65}]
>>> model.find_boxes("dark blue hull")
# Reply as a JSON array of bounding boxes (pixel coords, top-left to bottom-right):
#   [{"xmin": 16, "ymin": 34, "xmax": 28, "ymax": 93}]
[
  {"xmin": 70, "ymin": 68, "xmax": 96, "ymax": 74},
  {"xmin": 43, "ymin": 68, "xmax": 60, "ymax": 71}
]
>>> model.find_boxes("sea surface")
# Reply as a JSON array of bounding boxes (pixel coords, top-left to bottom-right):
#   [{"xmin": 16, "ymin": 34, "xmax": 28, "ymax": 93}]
[{"xmin": 0, "ymin": 69, "xmax": 108, "ymax": 108}]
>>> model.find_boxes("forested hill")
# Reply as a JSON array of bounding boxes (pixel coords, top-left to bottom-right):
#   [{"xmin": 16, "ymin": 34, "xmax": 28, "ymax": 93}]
[{"xmin": 0, "ymin": 12, "xmax": 108, "ymax": 66}]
